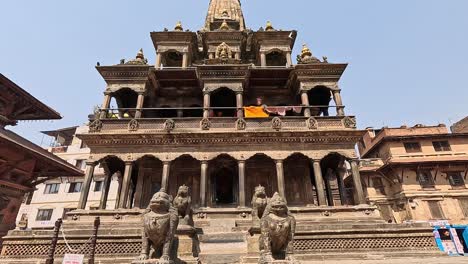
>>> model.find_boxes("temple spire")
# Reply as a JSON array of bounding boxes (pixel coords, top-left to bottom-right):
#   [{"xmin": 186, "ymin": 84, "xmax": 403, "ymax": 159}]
[{"xmin": 204, "ymin": 0, "xmax": 245, "ymax": 31}]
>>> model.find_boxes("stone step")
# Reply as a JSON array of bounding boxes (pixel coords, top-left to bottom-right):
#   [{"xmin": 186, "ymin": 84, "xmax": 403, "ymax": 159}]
[
  {"xmin": 199, "ymin": 253, "xmax": 243, "ymax": 264},
  {"xmin": 199, "ymin": 231, "xmax": 246, "ymax": 243}
]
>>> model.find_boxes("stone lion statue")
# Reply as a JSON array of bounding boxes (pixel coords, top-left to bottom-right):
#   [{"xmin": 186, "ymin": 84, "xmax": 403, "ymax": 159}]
[
  {"xmin": 259, "ymin": 192, "xmax": 299, "ymax": 264},
  {"xmin": 173, "ymin": 184, "xmax": 193, "ymax": 226},
  {"xmin": 251, "ymin": 185, "xmax": 269, "ymax": 223},
  {"xmin": 133, "ymin": 188, "xmax": 179, "ymax": 264}
]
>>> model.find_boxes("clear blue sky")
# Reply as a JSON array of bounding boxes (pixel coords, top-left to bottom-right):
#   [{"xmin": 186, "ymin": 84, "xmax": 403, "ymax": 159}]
[{"xmin": 1, "ymin": 0, "xmax": 467, "ymax": 145}]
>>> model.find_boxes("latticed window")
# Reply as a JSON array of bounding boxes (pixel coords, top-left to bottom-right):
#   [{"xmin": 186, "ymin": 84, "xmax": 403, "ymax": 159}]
[
  {"xmin": 458, "ymin": 199, "xmax": 468, "ymax": 218},
  {"xmin": 417, "ymin": 170, "xmax": 435, "ymax": 188},
  {"xmin": 427, "ymin": 201, "xmax": 445, "ymax": 220},
  {"xmin": 36, "ymin": 209, "xmax": 53, "ymax": 221},
  {"xmin": 447, "ymin": 172, "xmax": 465, "ymax": 187},
  {"xmin": 432, "ymin": 141, "xmax": 451, "ymax": 152},
  {"xmin": 404, "ymin": 142, "xmax": 422, "ymax": 153}
]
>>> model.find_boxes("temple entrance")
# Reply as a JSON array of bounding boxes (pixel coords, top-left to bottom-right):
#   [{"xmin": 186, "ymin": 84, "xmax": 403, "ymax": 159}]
[
  {"xmin": 284, "ymin": 153, "xmax": 315, "ymax": 206},
  {"xmin": 320, "ymin": 153, "xmax": 351, "ymax": 206},
  {"xmin": 208, "ymin": 154, "xmax": 238, "ymax": 207},
  {"xmin": 245, "ymin": 154, "xmax": 277, "ymax": 201},
  {"xmin": 169, "ymin": 155, "xmax": 200, "ymax": 207}
]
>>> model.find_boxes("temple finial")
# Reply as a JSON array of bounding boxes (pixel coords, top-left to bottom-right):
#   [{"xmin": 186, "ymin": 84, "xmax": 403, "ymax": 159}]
[
  {"xmin": 174, "ymin": 21, "xmax": 183, "ymax": 31},
  {"xmin": 265, "ymin": 21, "xmax": 274, "ymax": 31}
]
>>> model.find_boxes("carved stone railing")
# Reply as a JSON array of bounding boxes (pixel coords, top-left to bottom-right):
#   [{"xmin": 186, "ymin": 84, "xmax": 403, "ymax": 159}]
[{"xmin": 88, "ymin": 116, "xmax": 357, "ymax": 134}]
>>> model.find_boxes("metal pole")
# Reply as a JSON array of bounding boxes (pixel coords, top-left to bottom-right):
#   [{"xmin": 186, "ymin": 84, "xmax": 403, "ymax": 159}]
[
  {"xmin": 88, "ymin": 216, "xmax": 100, "ymax": 264},
  {"xmin": 45, "ymin": 218, "xmax": 62, "ymax": 264}
]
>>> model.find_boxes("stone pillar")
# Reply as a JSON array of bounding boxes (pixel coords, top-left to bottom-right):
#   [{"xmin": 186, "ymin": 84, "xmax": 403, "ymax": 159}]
[
  {"xmin": 235, "ymin": 52, "xmax": 240, "ymax": 60},
  {"xmin": 200, "ymin": 161, "xmax": 208, "ymax": 207},
  {"xmin": 182, "ymin": 52, "xmax": 188, "ymax": 68},
  {"xmin": 236, "ymin": 91, "xmax": 244, "ymax": 118},
  {"xmin": 312, "ymin": 160, "xmax": 327, "ymax": 206},
  {"xmin": 114, "ymin": 172, "xmax": 122, "ymax": 209},
  {"xmin": 161, "ymin": 161, "xmax": 171, "ymax": 190},
  {"xmin": 286, "ymin": 51, "xmax": 292, "ymax": 67},
  {"xmin": 78, "ymin": 162, "xmax": 96, "ymax": 209},
  {"xmin": 99, "ymin": 171, "xmax": 112, "ymax": 210},
  {"xmin": 135, "ymin": 92, "xmax": 145, "ymax": 118},
  {"xmin": 333, "ymin": 90, "xmax": 345, "ymax": 116},
  {"xmin": 275, "ymin": 160, "xmax": 286, "ymax": 201},
  {"xmin": 100, "ymin": 93, "xmax": 112, "ymax": 119},
  {"xmin": 337, "ymin": 168, "xmax": 347, "ymax": 206},
  {"xmin": 156, "ymin": 52, "xmax": 162, "ymax": 68},
  {"xmin": 260, "ymin": 52, "xmax": 267, "ymax": 67},
  {"xmin": 300, "ymin": 91, "xmax": 311, "ymax": 117},
  {"xmin": 238, "ymin": 160, "xmax": 246, "ymax": 208},
  {"xmin": 118, "ymin": 162, "xmax": 133, "ymax": 209},
  {"xmin": 203, "ymin": 92, "xmax": 211, "ymax": 118},
  {"xmin": 133, "ymin": 163, "xmax": 145, "ymax": 208},
  {"xmin": 350, "ymin": 160, "xmax": 366, "ymax": 205}
]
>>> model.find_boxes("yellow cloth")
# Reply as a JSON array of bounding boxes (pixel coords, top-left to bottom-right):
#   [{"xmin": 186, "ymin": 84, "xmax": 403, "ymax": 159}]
[{"xmin": 243, "ymin": 106, "xmax": 269, "ymax": 118}]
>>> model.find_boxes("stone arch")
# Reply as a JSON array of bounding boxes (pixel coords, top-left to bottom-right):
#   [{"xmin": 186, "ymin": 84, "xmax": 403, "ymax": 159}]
[
  {"xmin": 265, "ymin": 49, "xmax": 287, "ymax": 67},
  {"xmin": 320, "ymin": 153, "xmax": 352, "ymax": 206},
  {"xmin": 162, "ymin": 50, "xmax": 183, "ymax": 67},
  {"xmin": 245, "ymin": 154, "xmax": 278, "ymax": 204},
  {"xmin": 208, "ymin": 154, "xmax": 238, "ymax": 207},
  {"xmin": 284, "ymin": 153, "xmax": 315, "ymax": 206},
  {"xmin": 134, "ymin": 155, "xmax": 164, "ymax": 208},
  {"xmin": 210, "ymin": 87, "xmax": 237, "ymax": 117},
  {"xmin": 307, "ymin": 85, "xmax": 332, "ymax": 117},
  {"xmin": 169, "ymin": 155, "xmax": 201, "ymax": 207}
]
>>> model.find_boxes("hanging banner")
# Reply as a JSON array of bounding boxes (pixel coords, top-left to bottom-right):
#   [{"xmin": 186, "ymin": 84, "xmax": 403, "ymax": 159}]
[{"xmin": 62, "ymin": 254, "xmax": 84, "ymax": 264}]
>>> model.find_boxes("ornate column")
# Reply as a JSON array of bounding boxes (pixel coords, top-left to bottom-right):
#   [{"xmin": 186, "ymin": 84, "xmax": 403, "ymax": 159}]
[
  {"xmin": 78, "ymin": 162, "xmax": 96, "ymax": 209},
  {"xmin": 200, "ymin": 161, "xmax": 208, "ymax": 207},
  {"xmin": 114, "ymin": 171, "xmax": 123, "ymax": 209},
  {"xmin": 312, "ymin": 160, "xmax": 327, "ymax": 206},
  {"xmin": 182, "ymin": 52, "xmax": 188, "ymax": 68},
  {"xmin": 286, "ymin": 51, "xmax": 293, "ymax": 67},
  {"xmin": 100, "ymin": 93, "xmax": 112, "ymax": 119},
  {"xmin": 275, "ymin": 160, "xmax": 286, "ymax": 201},
  {"xmin": 156, "ymin": 52, "xmax": 162, "ymax": 68},
  {"xmin": 238, "ymin": 160, "xmax": 246, "ymax": 208},
  {"xmin": 203, "ymin": 91, "xmax": 211, "ymax": 118},
  {"xmin": 236, "ymin": 91, "xmax": 244, "ymax": 118},
  {"xmin": 134, "ymin": 92, "xmax": 145, "ymax": 118},
  {"xmin": 300, "ymin": 91, "xmax": 311, "ymax": 117},
  {"xmin": 350, "ymin": 160, "xmax": 366, "ymax": 205},
  {"xmin": 161, "ymin": 161, "xmax": 171, "ymax": 190},
  {"xmin": 133, "ymin": 163, "xmax": 145, "ymax": 208},
  {"xmin": 99, "ymin": 169, "xmax": 112, "ymax": 210},
  {"xmin": 260, "ymin": 52, "xmax": 267, "ymax": 67},
  {"xmin": 118, "ymin": 161, "xmax": 133, "ymax": 209},
  {"xmin": 332, "ymin": 90, "xmax": 345, "ymax": 116}
]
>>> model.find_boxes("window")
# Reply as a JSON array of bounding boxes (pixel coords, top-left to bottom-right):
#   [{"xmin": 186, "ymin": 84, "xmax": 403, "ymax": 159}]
[
  {"xmin": 68, "ymin": 182, "xmax": 83, "ymax": 193},
  {"xmin": 75, "ymin": 160, "xmax": 86, "ymax": 170},
  {"xmin": 89, "ymin": 206, "xmax": 99, "ymax": 211},
  {"xmin": 44, "ymin": 183, "xmax": 60, "ymax": 194},
  {"xmin": 427, "ymin": 201, "xmax": 445, "ymax": 219},
  {"xmin": 62, "ymin": 208, "xmax": 76, "ymax": 220},
  {"xmin": 448, "ymin": 172, "xmax": 465, "ymax": 187},
  {"xmin": 459, "ymin": 199, "xmax": 468, "ymax": 218},
  {"xmin": 94, "ymin": 181, "xmax": 103, "ymax": 192},
  {"xmin": 417, "ymin": 170, "xmax": 435, "ymax": 188},
  {"xmin": 372, "ymin": 178, "xmax": 386, "ymax": 195},
  {"xmin": 432, "ymin": 141, "xmax": 451, "ymax": 152},
  {"xmin": 36, "ymin": 209, "xmax": 53, "ymax": 221},
  {"xmin": 404, "ymin": 142, "xmax": 422, "ymax": 153}
]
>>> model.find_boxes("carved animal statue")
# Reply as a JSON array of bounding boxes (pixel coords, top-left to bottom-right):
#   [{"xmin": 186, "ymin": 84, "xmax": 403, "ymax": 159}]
[
  {"xmin": 259, "ymin": 192, "xmax": 299, "ymax": 264},
  {"xmin": 173, "ymin": 184, "xmax": 193, "ymax": 226},
  {"xmin": 133, "ymin": 189, "xmax": 179, "ymax": 264},
  {"xmin": 251, "ymin": 185, "xmax": 269, "ymax": 222}
]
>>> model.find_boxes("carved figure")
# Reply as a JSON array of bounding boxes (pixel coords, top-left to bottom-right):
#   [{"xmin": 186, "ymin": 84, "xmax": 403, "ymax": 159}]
[
  {"xmin": 133, "ymin": 189, "xmax": 179, "ymax": 264},
  {"xmin": 173, "ymin": 185, "xmax": 193, "ymax": 226},
  {"xmin": 251, "ymin": 185, "xmax": 268, "ymax": 223},
  {"xmin": 216, "ymin": 42, "xmax": 232, "ymax": 59},
  {"xmin": 259, "ymin": 192, "xmax": 299, "ymax": 264}
]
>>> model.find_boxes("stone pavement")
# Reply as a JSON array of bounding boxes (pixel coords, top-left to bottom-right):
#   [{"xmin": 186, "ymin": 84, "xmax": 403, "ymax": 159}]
[{"xmin": 303, "ymin": 256, "xmax": 466, "ymax": 264}]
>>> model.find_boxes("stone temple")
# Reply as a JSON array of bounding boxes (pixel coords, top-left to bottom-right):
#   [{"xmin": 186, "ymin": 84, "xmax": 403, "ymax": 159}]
[{"xmin": 0, "ymin": 0, "xmax": 446, "ymax": 263}]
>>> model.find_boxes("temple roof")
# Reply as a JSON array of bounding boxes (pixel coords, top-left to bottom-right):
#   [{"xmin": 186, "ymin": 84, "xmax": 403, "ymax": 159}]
[
  {"xmin": 0, "ymin": 74, "xmax": 61, "ymax": 126},
  {"xmin": 204, "ymin": 0, "xmax": 246, "ymax": 31}
]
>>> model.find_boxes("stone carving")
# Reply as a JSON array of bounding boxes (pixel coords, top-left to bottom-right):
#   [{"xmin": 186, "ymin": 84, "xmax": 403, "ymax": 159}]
[
  {"xmin": 164, "ymin": 119, "xmax": 175, "ymax": 132},
  {"xmin": 200, "ymin": 118, "xmax": 211, "ymax": 130},
  {"xmin": 133, "ymin": 189, "xmax": 178, "ymax": 264},
  {"xmin": 251, "ymin": 185, "xmax": 269, "ymax": 224},
  {"xmin": 343, "ymin": 116, "xmax": 357, "ymax": 128},
  {"xmin": 236, "ymin": 118, "xmax": 247, "ymax": 130},
  {"xmin": 306, "ymin": 117, "xmax": 318, "ymax": 130},
  {"xmin": 89, "ymin": 119, "xmax": 103, "ymax": 133},
  {"xmin": 272, "ymin": 117, "xmax": 282, "ymax": 130},
  {"xmin": 259, "ymin": 192, "xmax": 299, "ymax": 264},
  {"xmin": 173, "ymin": 185, "xmax": 193, "ymax": 226},
  {"xmin": 216, "ymin": 42, "xmax": 232, "ymax": 59},
  {"xmin": 128, "ymin": 119, "xmax": 139, "ymax": 131}
]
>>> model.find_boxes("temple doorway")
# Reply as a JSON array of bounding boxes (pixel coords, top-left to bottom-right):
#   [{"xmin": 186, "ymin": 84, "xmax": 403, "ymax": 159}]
[{"xmin": 208, "ymin": 155, "xmax": 238, "ymax": 207}]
